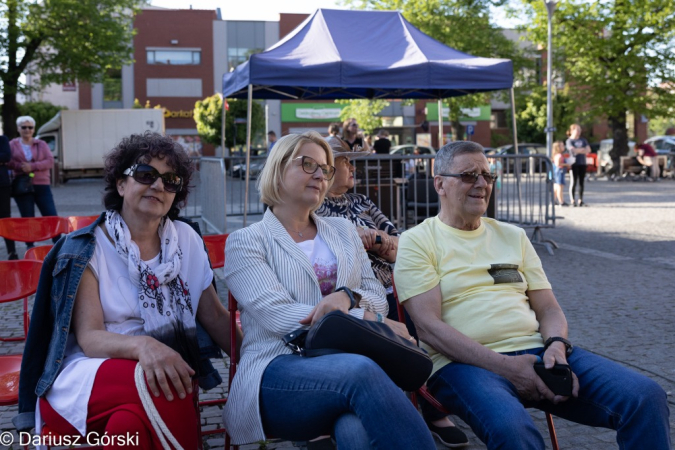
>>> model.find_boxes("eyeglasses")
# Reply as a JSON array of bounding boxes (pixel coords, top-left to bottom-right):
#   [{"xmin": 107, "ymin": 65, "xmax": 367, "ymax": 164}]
[
  {"xmin": 292, "ymin": 156, "xmax": 336, "ymax": 181},
  {"xmin": 123, "ymin": 164, "xmax": 183, "ymax": 193},
  {"xmin": 437, "ymin": 171, "xmax": 498, "ymax": 185},
  {"xmin": 21, "ymin": 126, "xmax": 34, "ymax": 130}
]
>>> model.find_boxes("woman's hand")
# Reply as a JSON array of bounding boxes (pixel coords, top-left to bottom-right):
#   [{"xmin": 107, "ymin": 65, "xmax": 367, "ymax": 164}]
[
  {"xmin": 373, "ymin": 232, "xmax": 398, "ymax": 262},
  {"xmin": 299, "ymin": 291, "xmax": 351, "ymax": 326},
  {"xmin": 357, "ymin": 227, "xmax": 379, "ymax": 250},
  {"xmin": 383, "ymin": 318, "xmax": 413, "ymax": 341},
  {"xmin": 21, "ymin": 162, "xmax": 31, "ymax": 173},
  {"xmin": 137, "ymin": 337, "xmax": 195, "ymax": 401}
]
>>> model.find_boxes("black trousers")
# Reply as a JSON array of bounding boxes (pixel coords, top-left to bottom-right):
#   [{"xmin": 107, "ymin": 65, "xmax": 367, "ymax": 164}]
[
  {"xmin": 569, "ymin": 164, "xmax": 586, "ymax": 202},
  {"xmin": 0, "ymin": 186, "xmax": 16, "ymax": 255}
]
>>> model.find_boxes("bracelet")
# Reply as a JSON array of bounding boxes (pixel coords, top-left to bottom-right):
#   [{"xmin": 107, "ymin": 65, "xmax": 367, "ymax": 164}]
[
  {"xmin": 335, "ymin": 287, "xmax": 356, "ymax": 310},
  {"xmin": 375, "ymin": 312, "xmax": 384, "ymax": 323}
]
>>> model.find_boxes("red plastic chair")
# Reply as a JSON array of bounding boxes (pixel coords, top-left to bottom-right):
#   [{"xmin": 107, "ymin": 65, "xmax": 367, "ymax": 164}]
[
  {"xmin": 0, "ymin": 260, "xmax": 43, "ymax": 341},
  {"xmin": 0, "ymin": 354, "xmax": 21, "ymax": 406},
  {"xmin": 67, "ymin": 215, "xmax": 99, "ymax": 232},
  {"xmin": 391, "ymin": 280, "xmax": 560, "ymax": 450},
  {"xmin": 0, "ymin": 217, "xmax": 69, "ymax": 242},
  {"xmin": 203, "ymin": 234, "xmax": 229, "ymax": 269},
  {"xmin": 24, "ymin": 244, "xmax": 54, "ymax": 261}
]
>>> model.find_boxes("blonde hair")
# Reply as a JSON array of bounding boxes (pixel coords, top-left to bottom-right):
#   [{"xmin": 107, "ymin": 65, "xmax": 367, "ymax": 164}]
[
  {"xmin": 552, "ymin": 141, "xmax": 565, "ymax": 155},
  {"xmin": 257, "ymin": 131, "xmax": 334, "ymax": 210}
]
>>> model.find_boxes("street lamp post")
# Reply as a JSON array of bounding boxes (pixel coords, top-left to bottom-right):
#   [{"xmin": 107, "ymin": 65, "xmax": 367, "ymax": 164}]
[{"xmin": 545, "ymin": 0, "xmax": 557, "ymax": 160}]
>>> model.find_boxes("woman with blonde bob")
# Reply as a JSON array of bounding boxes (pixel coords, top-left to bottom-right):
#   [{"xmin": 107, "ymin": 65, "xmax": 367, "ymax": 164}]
[{"xmin": 223, "ymin": 131, "xmax": 435, "ymax": 449}]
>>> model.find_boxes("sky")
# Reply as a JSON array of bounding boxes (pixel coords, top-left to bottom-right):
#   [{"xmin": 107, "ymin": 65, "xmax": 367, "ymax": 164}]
[{"xmin": 149, "ymin": 0, "xmax": 346, "ymax": 21}]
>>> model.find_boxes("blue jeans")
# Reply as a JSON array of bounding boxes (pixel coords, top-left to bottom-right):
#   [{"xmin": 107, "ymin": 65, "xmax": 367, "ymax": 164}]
[
  {"xmin": 260, "ymin": 353, "xmax": 436, "ymax": 450},
  {"xmin": 13, "ymin": 184, "xmax": 60, "ymax": 246},
  {"xmin": 423, "ymin": 347, "xmax": 671, "ymax": 450}
]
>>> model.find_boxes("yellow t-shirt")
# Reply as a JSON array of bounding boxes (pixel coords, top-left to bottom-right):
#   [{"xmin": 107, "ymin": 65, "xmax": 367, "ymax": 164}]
[{"xmin": 394, "ymin": 216, "xmax": 551, "ymax": 374}]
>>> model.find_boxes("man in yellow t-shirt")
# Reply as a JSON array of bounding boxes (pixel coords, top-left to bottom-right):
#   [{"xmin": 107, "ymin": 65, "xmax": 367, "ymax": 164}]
[{"xmin": 394, "ymin": 141, "xmax": 670, "ymax": 450}]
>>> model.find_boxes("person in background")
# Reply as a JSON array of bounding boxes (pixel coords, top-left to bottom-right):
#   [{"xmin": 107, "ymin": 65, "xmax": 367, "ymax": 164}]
[
  {"xmin": 9, "ymin": 115, "xmax": 60, "ymax": 247},
  {"xmin": 268, "ymin": 131, "xmax": 277, "ymax": 153},
  {"xmin": 636, "ymin": 143, "xmax": 660, "ymax": 181},
  {"xmin": 565, "ymin": 124, "xmax": 590, "ymax": 207},
  {"xmin": 552, "ymin": 141, "xmax": 570, "ymax": 206},
  {"xmin": 405, "ymin": 147, "xmax": 422, "ymax": 178},
  {"xmin": 373, "ymin": 130, "xmax": 392, "ymax": 155},
  {"xmin": 223, "ymin": 131, "xmax": 435, "ymax": 449},
  {"xmin": 0, "ymin": 135, "xmax": 17, "ymax": 259},
  {"xmin": 342, "ymin": 118, "xmax": 371, "ymax": 152},
  {"xmin": 327, "ymin": 122, "xmax": 341, "ymax": 138}
]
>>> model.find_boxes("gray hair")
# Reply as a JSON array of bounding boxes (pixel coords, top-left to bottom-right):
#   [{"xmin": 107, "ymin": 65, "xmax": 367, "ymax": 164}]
[
  {"xmin": 434, "ymin": 141, "xmax": 485, "ymax": 175},
  {"xmin": 16, "ymin": 116, "xmax": 36, "ymax": 127}
]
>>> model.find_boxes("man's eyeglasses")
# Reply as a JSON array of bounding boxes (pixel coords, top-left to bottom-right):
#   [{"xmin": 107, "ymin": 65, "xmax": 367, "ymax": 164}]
[
  {"xmin": 123, "ymin": 164, "xmax": 183, "ymax": 193},
  {"xmin": 437, "ymin": 172, "xmax": 498, "ymax": 185},
  {"xmin": 292, "ymin": 156, "xmax": 336, "ymax": 181},
  {"xmin": 21, "ymin": 126, "xmax": 34, "ymax": 130}
]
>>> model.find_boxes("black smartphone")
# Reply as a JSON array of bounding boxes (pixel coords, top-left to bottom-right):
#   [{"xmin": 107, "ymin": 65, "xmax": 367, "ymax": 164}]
[
  {"xmin": 533, "ymin": 362, "xmax": 573, "ymax": 397},
  {"xmin": 375, "ymin": 235, "xmax": 382, "ymax": 244}
]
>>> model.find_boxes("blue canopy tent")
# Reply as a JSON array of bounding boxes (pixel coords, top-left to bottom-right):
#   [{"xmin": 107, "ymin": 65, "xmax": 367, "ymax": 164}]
[{"xmin": 221, "ymin": 8, "xmax": 517, "ymax": 224}]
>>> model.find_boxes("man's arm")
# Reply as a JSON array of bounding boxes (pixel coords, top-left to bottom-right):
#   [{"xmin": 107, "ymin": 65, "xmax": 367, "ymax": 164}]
[{"xmin": 405, "ymin": 285, "xmax": 559, "ymax": 403}]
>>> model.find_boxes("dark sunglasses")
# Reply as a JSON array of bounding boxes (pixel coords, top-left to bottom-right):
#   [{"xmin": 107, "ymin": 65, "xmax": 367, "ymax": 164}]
[
  {"xmin": 123, "ymin": 164, "xmax": 183, "ymax": 193},
  {"xmin": 292, "ymin": 156, "xmax": 336, "ymax": 181},
  {"xmin": 437, "ymin": 171, "xmax": 498, "ymax": 185},
  {"xmin": 21, "ymin": 126, "xmax": 34, "ymax": 130}
]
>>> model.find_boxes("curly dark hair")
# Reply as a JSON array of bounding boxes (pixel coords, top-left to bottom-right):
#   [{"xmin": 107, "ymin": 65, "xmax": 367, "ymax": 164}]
[{"xmin": 103, "ymin": 132, "xmax": 194, "ymax": 220}]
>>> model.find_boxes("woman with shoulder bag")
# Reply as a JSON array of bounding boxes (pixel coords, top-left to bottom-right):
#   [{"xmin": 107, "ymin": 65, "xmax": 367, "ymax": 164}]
[
  {"xmin": 223, "ymin": 131, "xmax": 436, "ymax": 449},
  {"xmin": 0, "ymin": 135, "xmax": 18, "ymax": 259},
  {"xmin": 9, "ymin": 116, "xmax": 60, "ymax": 247}
]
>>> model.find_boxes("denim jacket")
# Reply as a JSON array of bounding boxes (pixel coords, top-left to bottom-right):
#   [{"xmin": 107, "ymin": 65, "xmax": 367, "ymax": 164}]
[{"xmin": 13, "ymin": 213, "xmax": 223, "ymax": 431}]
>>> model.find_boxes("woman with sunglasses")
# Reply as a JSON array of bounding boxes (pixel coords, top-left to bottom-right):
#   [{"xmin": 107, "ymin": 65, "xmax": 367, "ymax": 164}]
[
  {"xmin": 223, "ymin": 131, "xmax": 435, "ymax": 449},
  {"xmin": 8, "ymin": 115, "xmax": 60, "ymax": 249},
  {"xmin": 342, "ymin": 117, "xmax": 371, "ymax": 152},
  {"xmin": 15, "ymin": 132, "xmax": 241, "ymax": 449}
]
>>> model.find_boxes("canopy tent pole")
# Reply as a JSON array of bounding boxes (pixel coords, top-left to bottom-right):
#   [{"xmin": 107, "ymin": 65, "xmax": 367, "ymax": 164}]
[
  {"xmin": 510, "ymin": 87, "xmax": 523, "ymax": 223},
  {"xmin": 437, "ymin": 98, "xmax": 444, "ymax": 148},
  {"xmin": 243, "ymin": 84, "xmax": 253, "ymax": 227},
  {"xmin": 226, "ymin": 94, "xmax": 229, "ymax": 233}
]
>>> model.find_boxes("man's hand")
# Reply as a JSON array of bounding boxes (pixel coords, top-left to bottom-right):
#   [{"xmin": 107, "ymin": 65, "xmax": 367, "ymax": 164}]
[
  {"xmin": 541, "ymin": 342, "xmax": 580, "ymax": 402},
  {"xmin": 501, "ymin": 354, "xmax": 558, "ymax": 403}
]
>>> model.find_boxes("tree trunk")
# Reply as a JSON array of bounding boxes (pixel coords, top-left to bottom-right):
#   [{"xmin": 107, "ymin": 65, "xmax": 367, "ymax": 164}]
[
  {"xmin": 451, "ymin": 120, "xmax": 465, "ymax": 141},
  {"xmin": 1, "ymin": 93, "xmax": 19, "ymax": 139},
  {"xmin": 608, "ymin": 112, "xmax": 628, "ymax": 175}
]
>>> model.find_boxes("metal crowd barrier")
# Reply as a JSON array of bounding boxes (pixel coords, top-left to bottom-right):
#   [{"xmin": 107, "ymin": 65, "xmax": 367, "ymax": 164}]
[{"xmin": 194, "ymin": 153, "xmax": 558, "ymax": 253}]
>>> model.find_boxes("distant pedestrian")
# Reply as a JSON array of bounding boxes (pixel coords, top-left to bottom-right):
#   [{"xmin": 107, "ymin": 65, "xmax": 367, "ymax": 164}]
[
  {"xmin": 0, "ymin": 135, "xmax": 17, "ymax": 259},
  {"xmin": 373, "ymin": 129, "xmax": 391, "ymax": 154},
  {"xmin": 327, "ymin": 122, "xmax": 340, "ymax": 138},
  {"xmin": 267, "ymin": 130, "xmax": 277, "ymax": 153},
  {"xmin": 9, "ymin": 115, "xmax": 60, "ymax": 247},
  {"xmin": 565, "ymin": 124, "xmax": 590, "ymax": 206},
  {"xmin": 341, "ymin": 118, "xmax": 370, "ymax": 152},
  {"xmin": 552, "ymin": 141, "xmax": 570, "ymax": 206}
]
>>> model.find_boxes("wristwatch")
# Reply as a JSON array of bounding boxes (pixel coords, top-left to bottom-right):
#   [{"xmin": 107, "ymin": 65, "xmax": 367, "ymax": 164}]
[
  {"xmin": 335, "ymin": 287, "xmax": 356, "ymax": 310},
  {"xmin": 544, "ymin": 336, "xmax": 574, "ymax": 357}
]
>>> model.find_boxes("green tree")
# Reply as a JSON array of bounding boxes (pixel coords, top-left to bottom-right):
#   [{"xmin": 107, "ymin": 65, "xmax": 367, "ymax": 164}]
[
  {"xmin": 336, "ymin": 99, "xmax": 390, "ymax": 135},
  {"xmin": 524, "ymin": 0, "xmax": 675, "ymax": 172},
  {"xmin": 17, "ymin": 101, "xmax": 67, "ymax": 132},
  {"xmin": 346, "ymin": 0, "xmax": 530, "ymax": 140},
  {"xmin": 512, "ymin": 85, "xmax": 578, "ymax": 144},
  {"xmin": 193, "ymin": 95, "xmax": 264, "ymax": 149},
  {"xmin": 1, "ymin": 0, "xmax": 138, "ymax": 138},
  {"xmin": 648, "ymin": 116, "xmax": 675, "ymax": 137}
]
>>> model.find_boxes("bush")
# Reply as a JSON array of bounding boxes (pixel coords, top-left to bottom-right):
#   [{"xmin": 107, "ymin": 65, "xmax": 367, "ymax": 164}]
[{"xmin": 18, "ymin": 101, "xmax": 68, "ymax": 132}]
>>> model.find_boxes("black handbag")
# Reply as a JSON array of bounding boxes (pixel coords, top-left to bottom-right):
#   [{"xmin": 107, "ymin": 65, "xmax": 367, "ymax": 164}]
[
  {"xmin": 11, "ymin": 174, "xmax": 34, "ymax": 197},
  {"xmin": 283, "ymin": 310, "xmax": 433, "ymax": 391}
]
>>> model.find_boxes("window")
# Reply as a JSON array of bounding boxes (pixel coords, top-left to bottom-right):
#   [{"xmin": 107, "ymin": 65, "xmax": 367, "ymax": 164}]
[
  {"xmin": 491, "ymin": 111, "xmax": 507, "ymax": 129},
  {"xmin": 147, "ymin": 49, "xmax": 201, "ymax": 65},
  {"xmin": 103, "ymin": 69, "xmax": 122, "ymax": 109},
  {"xmin": 228, "ymin": 47, "xmax": 262, "ymax": 72}
]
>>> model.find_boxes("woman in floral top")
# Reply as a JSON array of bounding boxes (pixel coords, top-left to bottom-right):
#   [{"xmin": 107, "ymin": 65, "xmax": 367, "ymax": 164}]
[{"xmin": 316, "ymin": 137, "xmax": 402, "ymax": 318}]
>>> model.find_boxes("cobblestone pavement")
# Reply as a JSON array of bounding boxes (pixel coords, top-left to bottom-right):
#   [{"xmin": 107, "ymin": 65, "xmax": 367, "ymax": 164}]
[{"xmin": 0, "ymin": 178, "xmax": 673, "ymax": 449}]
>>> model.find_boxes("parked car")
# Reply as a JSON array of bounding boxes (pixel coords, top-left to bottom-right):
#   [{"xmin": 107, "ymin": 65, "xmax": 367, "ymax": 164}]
[
  {"xmin": 644, "ymin": 136, "xmax": 675, "ymax": 155},
  {"xmin": 487, "ymin": 143, "xmax": 547, "ymax": 173},
  {"xmin": 389, "ymin": 145, "xmax": 436, "ymax": 155}
]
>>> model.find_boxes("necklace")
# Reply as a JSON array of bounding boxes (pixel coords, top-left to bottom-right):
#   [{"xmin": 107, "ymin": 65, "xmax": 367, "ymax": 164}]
[{"xmin": 290, "ymin": 222, "xmax": 312, "ymax": 237}]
